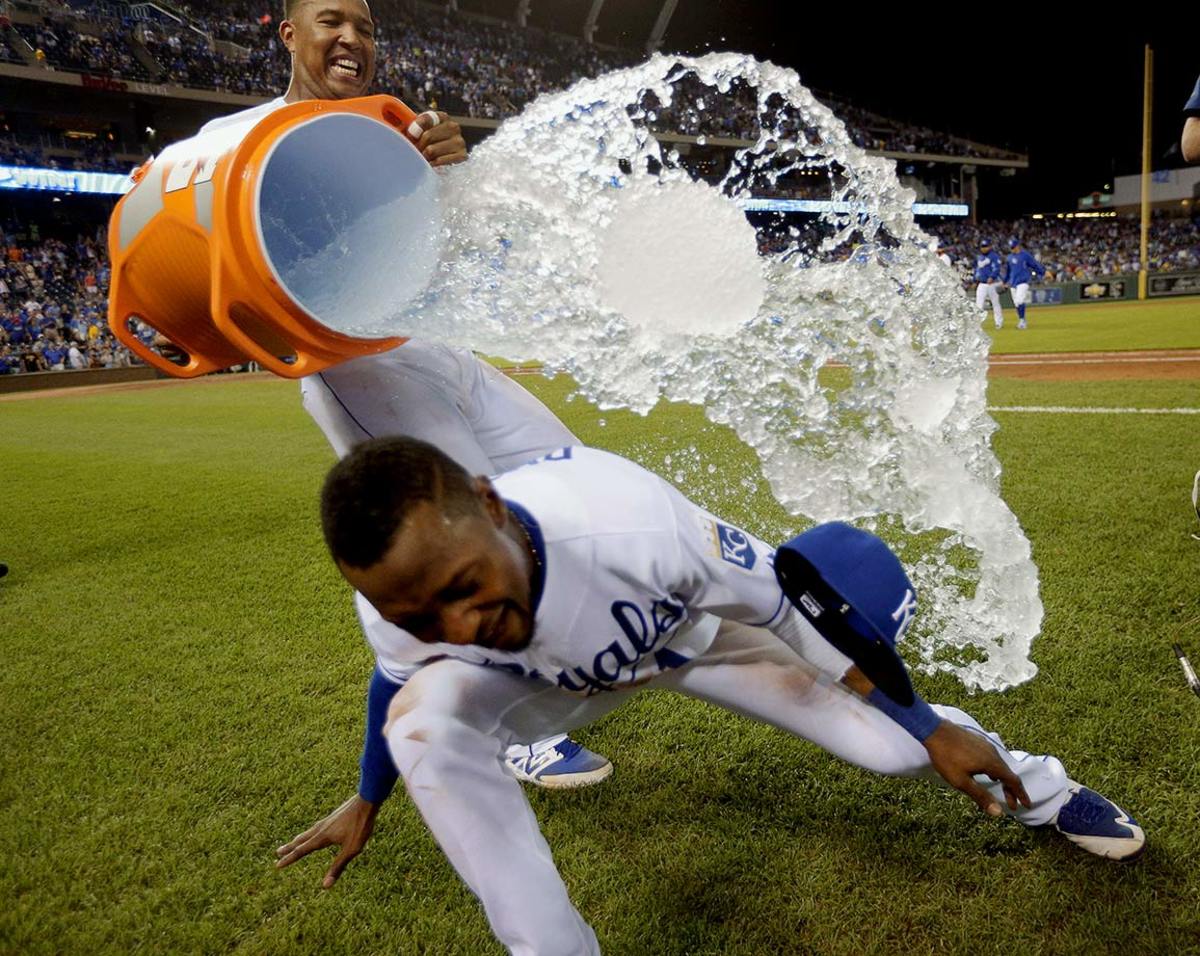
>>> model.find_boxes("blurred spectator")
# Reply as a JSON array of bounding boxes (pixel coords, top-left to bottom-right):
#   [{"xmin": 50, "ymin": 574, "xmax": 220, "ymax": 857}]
[
  {"xmin": 13, "ymin": 13, "xmax": 153, "ymax": 81},
  {"xmin": 0, "ymin": 224, "xmax": 141, "ymax": 375}
]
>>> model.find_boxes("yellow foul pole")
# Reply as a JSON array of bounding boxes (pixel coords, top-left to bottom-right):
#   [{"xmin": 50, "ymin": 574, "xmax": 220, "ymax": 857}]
[{"xmin": 1138, "ymin": 44, "xmax": 1153, "ymax": 300}]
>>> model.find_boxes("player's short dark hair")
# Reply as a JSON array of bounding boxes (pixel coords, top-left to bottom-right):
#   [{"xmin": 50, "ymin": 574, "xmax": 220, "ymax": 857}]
[{"xmin": 321, "ymin": 436, "xmax": 481, "ymax": 569}]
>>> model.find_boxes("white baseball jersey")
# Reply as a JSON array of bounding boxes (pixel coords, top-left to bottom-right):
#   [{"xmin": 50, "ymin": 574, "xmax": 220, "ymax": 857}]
[
  {"xmin": 198, "ymin": 97, "xmax": 286, "ymax": 134},
  {"xmin": 379, "ymin": 449, "xmax": 1073, "ymax": 955},
  {"xmin": 358, "ymin": 445, "xmax": 850, "ymax": 690}
]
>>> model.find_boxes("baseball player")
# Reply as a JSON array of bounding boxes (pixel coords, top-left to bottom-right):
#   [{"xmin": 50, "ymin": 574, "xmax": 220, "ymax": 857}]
[
  {"xmin": 973, "ymin": 238, "xmax": 1005, "ymax": 329},
  {"xmin": 185, "ymin": 0, "xmax": 614, "ymax": 887},
  {"xmin": 316, "ymin": 435, "xmax": 1146, "ymax": 954},
  {"xmin": 1004, "ymin": 237, "xmax": 1047, "ymax": 330}
]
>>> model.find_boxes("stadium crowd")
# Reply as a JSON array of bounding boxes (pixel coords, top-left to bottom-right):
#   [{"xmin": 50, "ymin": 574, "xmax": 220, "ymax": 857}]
[
  {"xmin": 9, "ymin": 0, "xmax": 1023, "ymax": 161},
  {"xmin": 0, "ymin": 133, "xmax": 130, "ymax": 172},
  {"xmin": 13, "ymin": 13, "xmax": 154, "ymax": 81},
  {"xmin": 935, "ymin": 216, "xmax": 1200, "ymax": 281},
  {"xmin": 0, "ymin": 225, "xmax": 143, "ymax": 375}
]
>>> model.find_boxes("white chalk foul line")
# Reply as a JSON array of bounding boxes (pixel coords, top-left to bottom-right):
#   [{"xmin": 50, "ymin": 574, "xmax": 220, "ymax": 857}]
[
  {"xmin": 988, "ymin": 405, "xmax": 1200, "ymax": 415},
  {"xmin": 990, "ymin": 356, "xmax": 1200, "ymax": 366}
]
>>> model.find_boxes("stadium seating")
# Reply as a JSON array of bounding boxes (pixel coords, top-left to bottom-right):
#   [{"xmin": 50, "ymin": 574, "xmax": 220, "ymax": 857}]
[
  {"xmin": 0, "ymin": 229, "xmax": 141, "ymax": 375},
  {"xmin": 936, "ymin": 217, "xmax": 1200, "ymax": 282},
  {"xmin": 6, "ymin": 0, "xmax": 1019, "ymax": 160},
  {"xmin": 13, "ymin": 16, "xmax": 155, "ymax": 81}
]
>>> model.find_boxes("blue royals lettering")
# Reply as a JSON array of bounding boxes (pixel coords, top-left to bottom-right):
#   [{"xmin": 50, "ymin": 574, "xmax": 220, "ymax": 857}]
[{"xmin": 556, "ymin": 597, "xmax": 687, "ymax": 694}]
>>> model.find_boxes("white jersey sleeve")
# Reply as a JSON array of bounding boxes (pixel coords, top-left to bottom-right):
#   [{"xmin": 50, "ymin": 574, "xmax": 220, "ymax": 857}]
[
  {"xmin": 358, "ymin": 445, "xmax": 851, "ymax": 693},
  {"xmin": 659, "ymin": 481, "xmax": 856, "ymax": 679}
]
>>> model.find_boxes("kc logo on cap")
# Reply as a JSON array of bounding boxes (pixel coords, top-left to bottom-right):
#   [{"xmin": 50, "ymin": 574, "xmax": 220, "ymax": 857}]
[{"xmin": 891, "ymin": 589, "xmax": 917, "ymax": 641}]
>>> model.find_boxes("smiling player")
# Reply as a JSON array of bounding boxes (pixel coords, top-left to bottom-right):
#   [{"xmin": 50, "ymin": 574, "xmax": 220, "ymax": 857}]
[
  {"xmin": 319, "ymin": 436, "xmax": 1145, "ymax": 954},
  {"xmin": 283, "ymin": 0, "xmax": 376, "ymax": 101}
]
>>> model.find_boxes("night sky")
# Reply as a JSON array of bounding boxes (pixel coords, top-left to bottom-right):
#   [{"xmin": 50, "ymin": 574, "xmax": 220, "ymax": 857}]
[
  {"xmin": 460, "ymin": 1, "xmax": 1198, "ymax": 219},
  {"xmin": 659, "ymin": 5, "xmax": 1197, "ymax": 217}
]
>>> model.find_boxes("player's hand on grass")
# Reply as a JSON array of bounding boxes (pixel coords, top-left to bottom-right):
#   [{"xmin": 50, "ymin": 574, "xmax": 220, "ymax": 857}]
[
  {"xmin": 411, "ymin": 110, "xmax": 467, "ymax": 167},
  {"xmin": 276, "ymin": 793, "xmax": 379, "ymax": 888},
  {"xmin": 923, "ymin": 721, "xmax": 1032, "ymax": 818}
]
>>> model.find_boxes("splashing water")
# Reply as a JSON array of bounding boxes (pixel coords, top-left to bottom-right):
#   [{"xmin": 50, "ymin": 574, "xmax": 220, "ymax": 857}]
[{"xmin": 349, "ymin": 53, "xmax": 1041, "ymax": 691}]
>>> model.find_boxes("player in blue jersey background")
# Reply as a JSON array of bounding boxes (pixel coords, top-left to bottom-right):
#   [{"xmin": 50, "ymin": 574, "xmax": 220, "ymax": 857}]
[
  {"xmin": 973, "ymin": 238, "xmax": 1005, "ymax": 329},
  {"xmin": 1004, "ymin": 237, "xmax": 1047, "ymax": 330}
]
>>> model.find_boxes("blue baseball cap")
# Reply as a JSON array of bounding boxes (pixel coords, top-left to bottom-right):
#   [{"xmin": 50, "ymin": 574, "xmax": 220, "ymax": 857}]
[
  {"xmin": 774, "ymin": 522, "xmax": 917, "ymax": 705},
  {"xmin": 979, "ymin": 238, "xmax": 992, "ymax": 248},
  {"xmin": 1009, "ymin": 237, "xmax": 1021, "ymax": 248}
]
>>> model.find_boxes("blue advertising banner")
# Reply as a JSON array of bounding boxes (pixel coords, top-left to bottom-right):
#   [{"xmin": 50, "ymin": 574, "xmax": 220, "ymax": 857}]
[{"xmin": 0, "ymin": 165, "xmax": 132, "ymax": 195}]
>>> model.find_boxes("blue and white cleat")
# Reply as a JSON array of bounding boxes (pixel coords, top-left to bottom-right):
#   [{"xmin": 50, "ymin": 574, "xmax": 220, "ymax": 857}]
[
  {"xmin": 506, "ymin": 739, "xmax": 613, "ymax": 789},
  {"xmin": 1053, "ymin": 782, "xmax": 1145, "ymax": 861}
]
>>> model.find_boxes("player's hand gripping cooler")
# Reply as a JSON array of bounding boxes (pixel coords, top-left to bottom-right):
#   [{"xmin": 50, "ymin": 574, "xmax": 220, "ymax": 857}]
[{"xmin": 107, "ymin": 96, "xmax": 442, "ymax": 378}]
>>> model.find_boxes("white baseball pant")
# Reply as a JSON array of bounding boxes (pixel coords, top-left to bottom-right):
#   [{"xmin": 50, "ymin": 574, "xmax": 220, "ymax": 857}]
[
  {"xmin": 975, "ymin": 282, "xmax": 1003, "ymax": 325},
  {"xmin": 1010, "ymin": 283, "xmax": 1031, "ymax": 307},
  {"xmin": 385, "ymin": 620, "xmax": 1072, "ymax": 955}
]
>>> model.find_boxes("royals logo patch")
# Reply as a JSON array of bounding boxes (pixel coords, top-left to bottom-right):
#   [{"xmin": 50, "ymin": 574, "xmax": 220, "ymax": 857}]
[{"xmin": 698, "ymin": 515, "xmax": 757, "ymax": 570}]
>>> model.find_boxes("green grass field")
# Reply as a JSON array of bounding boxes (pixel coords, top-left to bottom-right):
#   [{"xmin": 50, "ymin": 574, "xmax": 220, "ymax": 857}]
[
  {"xmin": 984, "ymin": 295, "xmax": 1200, "ymax": 354},
  {"xmin": 3, "ymin": 299, "xmax": 1200, "ymax": 954}
]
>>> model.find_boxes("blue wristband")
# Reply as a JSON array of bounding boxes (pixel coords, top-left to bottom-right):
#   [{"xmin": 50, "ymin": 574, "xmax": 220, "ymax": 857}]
[
  {"xmin": 867, "ymin": 687, "xmax": 941, "ymax": 742},
  {"xmin": 358, "ymin": 665, "xmax": 403, "ymax": 804}
]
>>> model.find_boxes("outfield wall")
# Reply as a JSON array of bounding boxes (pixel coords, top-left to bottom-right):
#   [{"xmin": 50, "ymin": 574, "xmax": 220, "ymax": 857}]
[
  {"xmin": 998, "ymin": 270, "xmax": 1200, "ymax": 307},
  {"xmin": 0, "ymin": 366, "xmax": 160, "ymax": 395}
]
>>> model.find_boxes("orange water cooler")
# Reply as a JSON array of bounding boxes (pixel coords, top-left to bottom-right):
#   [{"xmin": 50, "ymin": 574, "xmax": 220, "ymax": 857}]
[{"xmin": 107, "ymin": 95, "xmax": 442, "ymax": 378}]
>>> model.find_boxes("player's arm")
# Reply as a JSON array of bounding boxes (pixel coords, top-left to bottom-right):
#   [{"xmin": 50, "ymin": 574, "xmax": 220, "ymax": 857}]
[
  {"xmin": 768, "ymin": 527, "xmax": 1031, "ymax": 816},
  {"xmin": 663, "ymin": 496, "xmax": 1030, "ymax": 818},
  {"xmin": 275, "ymin": 664, "xmax": 402, "ymax": 887},
  {"xmin": 774, "ymin": 600, "xmax": 1029, "ymax": 816},
  {"xmin": 840, "ymin": 664, "xmax": 1030, "ymax": 816}
]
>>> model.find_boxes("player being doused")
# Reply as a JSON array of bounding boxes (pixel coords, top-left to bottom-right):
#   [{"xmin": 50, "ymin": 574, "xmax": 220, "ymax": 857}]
[{"xmin": 313, "ymin": 436, "xmax": 1144, "ymax": 955}]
